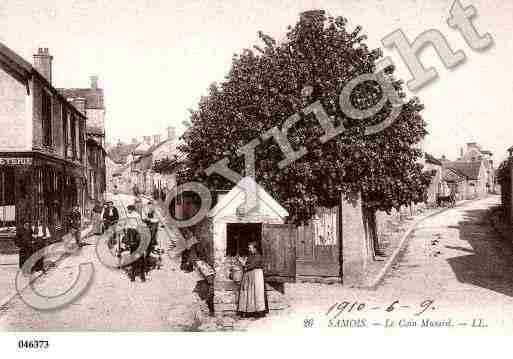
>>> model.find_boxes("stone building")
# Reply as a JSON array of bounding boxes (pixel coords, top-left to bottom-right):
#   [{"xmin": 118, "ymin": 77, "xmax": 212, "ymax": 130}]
[
  {"xmin": 443, "ymin": 160, "xmax": 487, "ymax": 199},
  {"xmin": 173, "ymin": 176, "xmax": 371, "ymax": 312},
  {"xmin": 442, "ymin": 167, "xmax": 467, "ymax": 201},
  {"xmin": 59, "ymin": 77, "xmax": 107, "ymax": 207},
  {"xmin": 131, "ymin": 127, "xmax": 179, "ymax": 196},
  {"xmin": 419, "ymin": 152, "xmax": 448, "ymax": 205},
  {"xmin": 0, "ymin": 44, "xmax": 87, "ymax": 238},
  {"xmin": 58, "ymin": 76, "xmax": 106, "ymax": 146},
  {"xmin": 105, "ymin": 140, "xmax": 139, "ymax": 193},
  {"xmin": 457, "ymin": 142, "xmax": 495, "ymax": 193}
]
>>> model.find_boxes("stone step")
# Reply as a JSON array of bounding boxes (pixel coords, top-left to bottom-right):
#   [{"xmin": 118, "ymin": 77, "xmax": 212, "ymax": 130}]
[{"xmin": 215, "ymin": 301, "xmax": 289, "ymax": 313}]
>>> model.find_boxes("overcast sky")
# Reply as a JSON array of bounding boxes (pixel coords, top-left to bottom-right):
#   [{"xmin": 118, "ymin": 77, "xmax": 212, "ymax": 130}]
[{"xmin": 0, "ymin": 0, "xmax": 511, "ymax": 162}]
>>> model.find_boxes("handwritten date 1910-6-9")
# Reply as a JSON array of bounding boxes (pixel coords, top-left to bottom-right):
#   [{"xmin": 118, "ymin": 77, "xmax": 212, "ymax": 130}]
[{"xmin": 326, "ymin": 300, "xmax": 436, "ymax": 319}]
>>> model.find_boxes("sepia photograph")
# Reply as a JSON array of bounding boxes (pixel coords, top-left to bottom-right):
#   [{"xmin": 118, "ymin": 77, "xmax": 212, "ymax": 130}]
[{"xmin": 0, "ymin": 0, "xmax": 512, "ymax": 355}]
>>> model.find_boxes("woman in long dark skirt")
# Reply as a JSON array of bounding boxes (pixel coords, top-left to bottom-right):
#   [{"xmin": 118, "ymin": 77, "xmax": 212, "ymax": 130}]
[
  {"xmin": 31, "ymin": 220, "xmax": 51, "ymax": 274},
  {"xmin": 237, "ymin": 242, "xmax": 269, "ymax": 318},
  {"xmin": 14, "ymin": 222, "xmax": 33, "ymax": 275}
]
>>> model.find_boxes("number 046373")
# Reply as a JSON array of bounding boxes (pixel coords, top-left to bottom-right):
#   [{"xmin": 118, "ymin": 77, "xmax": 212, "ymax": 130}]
[{"xmin": 18, "ymin": 340, "xmax": 49, "ymax": 349}]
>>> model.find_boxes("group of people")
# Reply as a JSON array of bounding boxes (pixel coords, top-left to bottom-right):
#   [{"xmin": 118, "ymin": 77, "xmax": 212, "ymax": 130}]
[
  {"xmin": 99, "ymin": 197, "xmax": 161, "ymax": 283},
  {"xmin": 123, "ymin": 199, "xmax": 161, "ymax": 282},
  {"xmin": 14, "ymin": 205, "xmax": 83, "ymax": 275}
]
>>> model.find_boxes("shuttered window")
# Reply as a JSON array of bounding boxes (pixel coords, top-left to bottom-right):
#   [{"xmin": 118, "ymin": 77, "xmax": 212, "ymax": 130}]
[
  {"xmin": 62, "ymin": 106, "xmax": 68, "ymax": 157},
  {"xmin": 42, "ymin": 91, "xmax": 52, "ymax": 147}
]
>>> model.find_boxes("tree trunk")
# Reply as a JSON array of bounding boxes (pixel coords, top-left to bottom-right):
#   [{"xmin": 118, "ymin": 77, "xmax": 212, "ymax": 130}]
[{"xmin": 363, "ymin": 207, "xmax": 380, "ymax": 257}]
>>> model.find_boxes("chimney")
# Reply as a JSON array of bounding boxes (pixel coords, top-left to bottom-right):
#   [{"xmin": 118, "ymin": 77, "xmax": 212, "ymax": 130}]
[
  {"xmin": 143, "ymin": 136, "xmax": 151, "ymax": 145},
  {"xmin": 90, "ymin": 75, "xmax": 99, "ymax": 90},
  {"xmin": 167, "ymin": 126, "xmax": 176, "ymax": 141},
  {"xmin": 71, "ymin": 97, "xmax": 86, "ymax": 115},
  {"xmin": 460, "ymin": 148, "xmax": 464, "ymax": 158},
  {"xmin": 33, "ymin": 47, "xmax": 53, "ymax": 84},
  {"xmin": 153, "ymin": 134, "xmax": 161, "ymax": 145}
]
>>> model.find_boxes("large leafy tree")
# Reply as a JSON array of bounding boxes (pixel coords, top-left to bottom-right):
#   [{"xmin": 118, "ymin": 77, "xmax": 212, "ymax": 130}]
[{"xmin": 171, "ymin": 10, "xmax": 430, "ymax": 225}]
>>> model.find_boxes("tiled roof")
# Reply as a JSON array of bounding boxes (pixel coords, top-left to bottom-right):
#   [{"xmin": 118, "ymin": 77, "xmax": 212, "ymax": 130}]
[
  {"xmin": 133, "ymin": 142, "xmax": 151, "ymax": 156},
  {"xmin": 140, "ymin": 139, "xmax": 173, "ymax": 158},
  {"xmin": 425, "ymin": 152, "xmax": 442, "ymax": 166},
  {"xmin": 0, "ymin": 43, "xmax": 86, "ymax": 118},
  {"xmin": 443, "ymin": 161, "xmax": 482, "ymax": 180},
  {"xmin": 442, "ymin": 167, "xmax": 466, "ymax": 182},
  {"xmin": 58, "ymin": 88, "xmax": 104, "ymax": 109},
  {"xmin": 0, "ymin": 42, "xmax": 32, "ymax": 80},
  {"xmin": 107, "ymin": 143, "xmax": 139, "ymax": 164}
]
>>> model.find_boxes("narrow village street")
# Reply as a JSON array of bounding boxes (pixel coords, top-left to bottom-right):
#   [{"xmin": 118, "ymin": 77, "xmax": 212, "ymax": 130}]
[
  {"xmin": 248, "ymin": 195, "xmax": 513, "ymax": 331},
  {"xmin": 2, "ymin": 194, "xmax": 513, "ymax": 331},
  {"xmin": 0, "ymin": 193, "xmax": 206, "ymax": 331}
]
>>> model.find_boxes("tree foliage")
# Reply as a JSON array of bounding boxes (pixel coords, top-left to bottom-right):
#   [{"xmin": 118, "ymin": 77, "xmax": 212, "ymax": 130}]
[
  {"xmin": 497, "ymin": 158, "xmax": 511, "ymax": 186},
  {"xmin": 153, "ymin": 156, "xmax": 180, "ymax": 174},
  {"xmin": 174, "ymin": 10, "xmax": 430, "ymax": 225}
]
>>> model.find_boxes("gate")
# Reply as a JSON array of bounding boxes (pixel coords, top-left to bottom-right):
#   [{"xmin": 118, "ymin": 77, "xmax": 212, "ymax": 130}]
[
  {"xmin": 261, "ymin": 223, "xmax": 296, "ymax": 283},
  {"xmin": 296, "ymin": 206, "xmax": 341, "ymax": 280}
]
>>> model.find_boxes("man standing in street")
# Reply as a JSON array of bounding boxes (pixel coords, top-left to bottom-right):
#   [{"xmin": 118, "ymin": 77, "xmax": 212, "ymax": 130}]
[
  {"xmin": 103, "ymin": 201, "xmax": 119, "ymax": 231},
  {"xmin": 67, "ymin": 205, "xmax": 82, "ymax": 248},
  {"xmin": 91, "ymin": 200, "xmax": 104, "ymax": 235},
  {"xmin": 124, "ymin": 204, "xmax": 147, "ymax": 282}
]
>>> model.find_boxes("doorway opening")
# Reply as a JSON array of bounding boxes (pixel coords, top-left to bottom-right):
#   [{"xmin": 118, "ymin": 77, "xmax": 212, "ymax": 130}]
[{"xmin": 226, "ymin": 223, "xmax": 262, "ymax": 257}]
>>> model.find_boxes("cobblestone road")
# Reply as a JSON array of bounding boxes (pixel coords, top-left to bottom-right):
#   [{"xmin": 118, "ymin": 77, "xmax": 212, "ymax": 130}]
[
  {"xmin": 3, "ymin": 195, "xmax": 512, "ymax": 331},
  {"xmin": 248, "ymin": 196, "xmax": 513, "ymax": 331},
  {"xmin": 0, "ymin": 193, "xmax": 202, "ymax": 331}
]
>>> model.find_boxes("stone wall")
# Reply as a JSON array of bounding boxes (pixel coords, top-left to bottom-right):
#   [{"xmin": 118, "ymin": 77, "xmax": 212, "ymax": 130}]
[
  {"xmin": 341, "ymin": 192, "xmax": 369, "ymax": 286},
  {"xmin": 85, "ymin": 108, "xmax": 105, "ymax": 136}
]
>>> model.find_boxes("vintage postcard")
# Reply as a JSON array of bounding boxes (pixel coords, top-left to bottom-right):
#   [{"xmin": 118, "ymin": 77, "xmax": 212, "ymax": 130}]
[{"xmin": 0, "ymin": 0, "xmax": 512, "ymax": 355}]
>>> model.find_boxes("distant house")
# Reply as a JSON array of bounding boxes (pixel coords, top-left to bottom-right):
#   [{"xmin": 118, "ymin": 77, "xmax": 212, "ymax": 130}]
[
  {"xmin": 105, "ymin": 140, "xmax": 140, "ymax": 193},
  {"xmin": 442, "ymin": 167, "xmax": 467, "ymax": 201},
  {"xmin": 107, "ymin": 140, "xmax": 139, "ymax": 165},
  {"xmin": 458, "ymin": 142, "xmax": 495, "ymax": 193},
  {"xmin": 420, "ymin": 152, "xmax": 448, "ymax": 205},
  {"xmin": 131, "ymin": 127, "xmax": 179, "ymax": 196},
  {"xmin": 443, "ymin": 160, "xmax": 487, "ymax": 199}
]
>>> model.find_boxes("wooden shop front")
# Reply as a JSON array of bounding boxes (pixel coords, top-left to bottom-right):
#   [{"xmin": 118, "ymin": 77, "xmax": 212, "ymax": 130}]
[{"xmin": 0, "ymin": 152, "xmax": 85, "ymax": 241}]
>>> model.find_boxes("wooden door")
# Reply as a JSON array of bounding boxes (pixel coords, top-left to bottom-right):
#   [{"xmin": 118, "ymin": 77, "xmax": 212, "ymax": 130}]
[
  {"xmin": 261, "ymin": 223, "xmax": 296, "ymax": 283},
  {"xmin": 296, "ymin": 206, "xmax": 340, "ymax": 279}
]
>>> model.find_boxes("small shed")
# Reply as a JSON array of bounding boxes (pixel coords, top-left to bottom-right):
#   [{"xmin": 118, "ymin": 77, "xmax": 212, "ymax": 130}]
[
  {"xmin": 191, "ymin": 177, "xmax": 294, "ymax": 314},
  {"xmin": 208, "ymin": 177, "xmax": 294, "ymax": 282},
  {"xmin": 179, "ymin": 178, "xmax": 372, "ymax": 313}
]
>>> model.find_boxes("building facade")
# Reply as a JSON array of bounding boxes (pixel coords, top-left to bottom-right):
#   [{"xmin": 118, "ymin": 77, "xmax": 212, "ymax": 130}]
[
  {"xmin": 443, "ymin": 160, "xmax": 487, "ymax": 199},
  {"xmin": 59, "ymin": 77, "xmax": 107, "ymax": 208},
  {"xmin": 0, "ymin": 45, "xmax": 87, "ymax": 237},
  {"xmin": 419, "ymin": 152, "xmax": 448, "ymax": 205},
  {"xmin": 458, "ymin": 142, "xmax": 495, "ymax": 193},
  {"xmin": 131, "ymin": 127, "xmax": 179, "ymax": 196}
]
